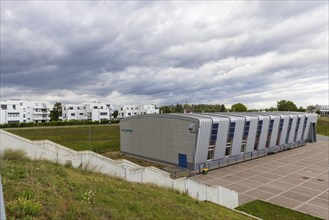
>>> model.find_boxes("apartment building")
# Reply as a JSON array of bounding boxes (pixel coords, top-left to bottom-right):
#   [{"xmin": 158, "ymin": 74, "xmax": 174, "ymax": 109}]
[
  {"xmin": 118, "ymin": 104, "xmax": 159, "ymax": 118},
  {"xmin": 61, "ymin": 102, "xmax": 113, "ymax": 122},
  {"xmin": 0, "ymin": 99, "xmax": 50, "ymax": 124}
]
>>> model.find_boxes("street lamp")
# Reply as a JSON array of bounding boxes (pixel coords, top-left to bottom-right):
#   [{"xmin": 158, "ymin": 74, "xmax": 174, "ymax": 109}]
[{"xmin": 188, "ymin": 124, "xmax": 199, "ymax": 174}]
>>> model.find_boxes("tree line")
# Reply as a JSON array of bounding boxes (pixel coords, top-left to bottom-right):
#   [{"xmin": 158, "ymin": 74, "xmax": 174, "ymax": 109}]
[{"xmin": 49, "ymin": 100, "xmax": 316, "ymax": 121}]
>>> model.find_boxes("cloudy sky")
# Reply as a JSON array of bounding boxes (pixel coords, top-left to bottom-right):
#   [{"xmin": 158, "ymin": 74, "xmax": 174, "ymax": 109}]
[{"xmin": 1, "ymin": 1, "xmax": 328, "ymax": 109}]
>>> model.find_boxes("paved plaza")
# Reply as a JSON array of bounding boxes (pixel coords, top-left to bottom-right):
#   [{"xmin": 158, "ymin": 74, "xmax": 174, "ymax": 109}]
[{"xmin": 196, "ymin": 139, "xmax": 329, "ymax": 219}]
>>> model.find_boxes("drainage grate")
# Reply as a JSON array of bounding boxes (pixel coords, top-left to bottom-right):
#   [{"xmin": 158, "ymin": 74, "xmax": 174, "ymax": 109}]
[
  {"xmin": 317, "ymin": 179, "xmax": 324, "ymax": 182},
  {"xmin": 302, "ymin": 177, "xmax": 309, "ymax": 179}
]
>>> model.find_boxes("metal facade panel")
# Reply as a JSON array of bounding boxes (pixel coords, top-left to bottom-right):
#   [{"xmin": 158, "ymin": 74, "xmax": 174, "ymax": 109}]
[
  {"xmin": 269, "ymin": 116, "xmax": 280, "ymax": 147},
  {"xmin": 287, "ymin": 115, "xmax": 297, "ymax": 143},
  {"xmin": 195, "ymin": 119, "xmax": 212, "ymax": 164},
  {"xmin": 230, "ymin": 118, "xmax": 245, "ymax": 156},
  {"xmin": 120, "ymin": 115, "xmax": 198, "ymax": 166},
  {"xmin": 303, "ymin": 114, "xmax": 318, "ymax": 141},
  {"xmin": 258, "ymin": 116, "xmax": 270, "ymax": 150},
  {"xmin": 296, "ymin": 115, "xmax": 305, "ymax": 141},
  {"xmin": 245, "ymin": 118, "xmax": 258, "ymax": 153},
  {"xmin": 279, "ymin": 115, "xmax": 289, "ymax": 145},
  {"xmin": 214, "ymin": 119, "xmax": 230, "ymax": 159}
]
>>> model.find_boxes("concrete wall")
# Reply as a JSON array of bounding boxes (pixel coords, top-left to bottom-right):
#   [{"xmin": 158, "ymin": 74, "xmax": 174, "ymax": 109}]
[{"xmin": 0, "ymin": 129, "xmax": 238, "ymax": 209}]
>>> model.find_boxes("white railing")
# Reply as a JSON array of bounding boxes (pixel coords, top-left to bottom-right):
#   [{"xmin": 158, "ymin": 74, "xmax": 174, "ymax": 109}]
[{"xmin": 0, "ymin": 130, "xmax": 238, "ymax": 209}]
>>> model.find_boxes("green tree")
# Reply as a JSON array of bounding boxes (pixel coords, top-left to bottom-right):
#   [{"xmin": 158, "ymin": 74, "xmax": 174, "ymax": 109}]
[
  {"xmin": 307, "ymin": 105, "xmax": 317, "ymax": 113},
  {"xmin": 315, "ymin": 109, "xmax": 321, "ymax": 115},
  {"xmin": 297, "ymin": 106, "xmax": 306, "ymax": 112},
  {"xmin": 174, "ymin": 103, "xmax": 183, "ymax": 113},
  {"xmin": 277, "ymin": 100, "xmax": 297, "ymax": 111},
  {"xmin": 231, "ymin": 103, "xmax": 247, "ymax": 112},
  {"xmin": 50, "ymin": 102, "xmax": 62, "ymax": 121},
  {"xmin": 220, "ymin": 104, "xmax": 226, "ymax": 112},
  {"xmin": 112, "ymin": 110, "xmax": 118, "ymax": 118}
]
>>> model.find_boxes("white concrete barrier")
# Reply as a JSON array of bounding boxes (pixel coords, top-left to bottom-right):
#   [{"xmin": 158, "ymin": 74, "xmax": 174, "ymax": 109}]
[{"xmin": 0, "ymin": 129, "xmax": 238, "ymax": 208}]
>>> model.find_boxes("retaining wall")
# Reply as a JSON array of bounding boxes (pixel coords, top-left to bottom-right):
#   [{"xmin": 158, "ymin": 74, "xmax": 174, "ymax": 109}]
[{"xmin": 0, "ymin": 129, "xmax": 238, "ymax": 208}]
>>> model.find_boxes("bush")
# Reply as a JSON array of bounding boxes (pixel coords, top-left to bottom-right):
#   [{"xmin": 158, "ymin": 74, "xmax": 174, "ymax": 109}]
[{"xmin": 0, "ymin": 149, "xmax": 28, "ymax": 161}]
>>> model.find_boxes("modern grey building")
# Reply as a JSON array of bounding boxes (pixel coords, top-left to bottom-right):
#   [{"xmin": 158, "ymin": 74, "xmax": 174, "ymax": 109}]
[{"xmin": 120, "ymin": 112, "xmax": 318, "ymax": 171}]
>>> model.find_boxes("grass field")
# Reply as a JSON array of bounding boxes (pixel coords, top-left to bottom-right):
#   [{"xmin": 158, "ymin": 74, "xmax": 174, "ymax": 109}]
[
  {"xmin": 236, "ymin": 200, "xmax": 322, "ymax": 220},
  {"xmin": 5, "ymin": 125, "xmax": 120, "ymax": 153},
  {"xmin": 317, "ymin": 117, "xmax": 329, "ymax": 136},
  {"xmin": 0, "ymin": 149, "xmax": 253, "ymax": 220}
]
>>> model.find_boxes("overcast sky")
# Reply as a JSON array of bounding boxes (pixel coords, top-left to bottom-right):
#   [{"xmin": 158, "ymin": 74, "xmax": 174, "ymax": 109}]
[{"xmin": 1, "ymin": 1, "xmax": 328, "ymax": 109}]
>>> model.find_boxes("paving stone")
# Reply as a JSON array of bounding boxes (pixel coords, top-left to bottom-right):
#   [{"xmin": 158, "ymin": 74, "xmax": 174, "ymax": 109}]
[
  {"xmin": 243, "ymin": 189, "xmax": 276, "ymax": 200},
  {"xmin": 297, "ymin": 204, "xmax": 328, "ymax": 220},
  {"xmin": 268, "ymin": 196, "xmax": 302, "ymax": 209},
  {"xmin": 281, "ymin": 191, "xmax": 313, "ymax": 202},
  {"xmin": 308, "ymin": 198, "xmax": 329, "ymax": 209}
]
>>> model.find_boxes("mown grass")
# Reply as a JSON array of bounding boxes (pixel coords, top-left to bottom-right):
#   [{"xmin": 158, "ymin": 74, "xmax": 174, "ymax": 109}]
[
  {"xmin": 0, "ymin": 150, "xmax": 253, "ymax": 220},
  {"xmin": 5, "ymin": 125, "xmax": 120, "ymax": 153},
  {"xmin": 317, "ymin": 117, "xmax": 329, "ymax": 136},
  {"xmin": 236, "ymin": 200, "xmax": 322, "ymax": 220}
]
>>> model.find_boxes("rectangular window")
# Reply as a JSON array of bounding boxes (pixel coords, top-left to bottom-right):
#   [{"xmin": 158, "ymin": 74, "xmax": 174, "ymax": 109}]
[
  {"xmin": 13, "ymin": 105, "xmax": 16, "ymax": 110},
  {"xmin": 254, "ymin": 120, "xmax": 263, "ymax": 150},
  {"xmin": 8, "ymin": 113, "xmax": 19, "ymax": 117},
  {"xmin": 266, "ymin": 119, "xmax": 274, "ymax": 148},
  {"xmin": 294, "ymin": 117, "xmax": 301, "ymax": 141},
  {"xmin": 302, "ymin": 118, "xmax": 308, "ymax": 139},
  {"xmin": 209, "ymin": 123, "xmax": 218, "ymax": 142},
  {"xmin": 71, "ymin": 113, "xmax": 75, "ymax": 116},
  {"xmin": 100, "ymin": 112, "xmax": 107, "ymax": 116},
  {"xmin": 243, "ymin": 121, "xmax": 250, "ymax": 136},
  {"xmin": 228, "ymin": 122, "xmax": 235, "ymax": 139},
  {"xmin": 276, "ymin": 119, "xmax": 284, "ymax": 145},
  {"xmin": 79, "ymin": 113, "xmax": 83, "ymax": 115},
  {"xmin": 1, "ymin": 105, "xmax": 7, "ymax": 110}
]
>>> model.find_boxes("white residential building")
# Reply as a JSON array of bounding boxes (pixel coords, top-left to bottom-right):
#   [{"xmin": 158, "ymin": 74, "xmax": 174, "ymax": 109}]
[
  {"xmin": 118, "ymin": 104, "xmax": 159, "ymax": 118},
  {"xmin": 61, "ymin": 102, "xmax": 113, "ymax": 122},
  {"xmin": 0, "ymin": 99, "xmax": 50, "ymax": 124},
  {"xmin": 316, "ymin": 105, "xmax": 329, "ymax": 116}
]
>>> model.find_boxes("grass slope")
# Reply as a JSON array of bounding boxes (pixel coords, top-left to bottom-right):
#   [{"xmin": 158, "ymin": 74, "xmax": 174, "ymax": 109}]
[
  {"xmin": 0, "ymin": 151, "xmax": 252, "ymax": 220},
  {"xmin": 236, "ymin": 200, "xmax": 322, "ymax": 220},
  {"xmin": 317, "ymin": 117, "xmax": 329, "ymax": 136},
  {"xmin": 5, "ymin": 125, "xmax": 120, "ymax": 153}
]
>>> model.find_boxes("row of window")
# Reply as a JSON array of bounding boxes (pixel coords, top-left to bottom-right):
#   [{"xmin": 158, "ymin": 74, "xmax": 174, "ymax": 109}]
[
  {"xmin": 68, "ymin": 112, "xmax": 108, "ymax": 117},
  {"xmin": 209, "ymin": 116, "xmax": 310, "ymax": 158}
]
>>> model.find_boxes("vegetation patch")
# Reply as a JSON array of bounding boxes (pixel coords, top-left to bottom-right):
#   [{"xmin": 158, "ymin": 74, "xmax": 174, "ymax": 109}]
[
  {"xmin": 317, "ymin": 117, "xmax": 329, "ymax": 136},
  {"xmin": 5, "ymin": 125, "xmax": 120, "ymax": 153},
  {"xmin": 236, "ymin": 200, "xmax": 322, "ymax": 220},
  {"xmin": 0, "ymin": 150, "xmax": 253, "ymax": 220},
  {"xmin": 0, "ymin": 149, "xmax": 28, "ymax": 161}
]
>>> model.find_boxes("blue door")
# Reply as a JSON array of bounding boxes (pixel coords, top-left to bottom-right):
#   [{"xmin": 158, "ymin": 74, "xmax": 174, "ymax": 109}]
[{"xmin": 178, "ymin": 153, "xmax": 187, "ymax": 168}]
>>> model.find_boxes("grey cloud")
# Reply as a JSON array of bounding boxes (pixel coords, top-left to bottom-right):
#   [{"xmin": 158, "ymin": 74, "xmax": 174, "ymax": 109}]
[{"xmin": 1, "ymin": 1, "xmax": 328, "ymax": 108}]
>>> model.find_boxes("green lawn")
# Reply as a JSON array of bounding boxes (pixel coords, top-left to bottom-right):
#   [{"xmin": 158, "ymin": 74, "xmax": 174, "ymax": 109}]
[
  {"xmin": 5, "ymin": 125, "xmax": 120, "ymax": 153},
  {"xmin": 317, "ymin": 117, "xmax": 329, "ymax": 136},
  {"xmin": 0, "ymin": 150, "xmax": 253, "ymax": 220},
  {"xmin": 236, "ymin": 200, "xmax": 322, "ymax": 220}
]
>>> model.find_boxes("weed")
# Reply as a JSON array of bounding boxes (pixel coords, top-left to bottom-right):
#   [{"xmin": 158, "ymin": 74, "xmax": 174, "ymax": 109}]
[
  {"xmin": 81, "ymin": 190, "xmax": 96, "ymax": 204},
  {"xmin": 7, "ymin": 197, "xmax": 42, "ymax": 218},
  {"xmin": 0, "ymin": 149, "xmax": 28, "ymax": 161}
]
